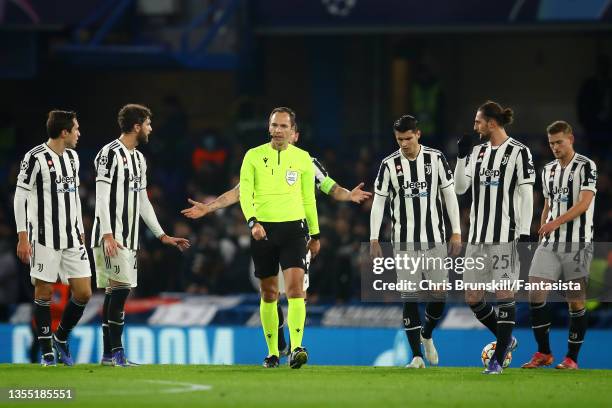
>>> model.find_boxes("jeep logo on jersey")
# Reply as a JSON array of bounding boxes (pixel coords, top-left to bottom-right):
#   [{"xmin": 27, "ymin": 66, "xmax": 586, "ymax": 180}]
[
  {"xmin": 425, "ymin": 163, "xmax": 432, "ymax": 175},
  {"xmin": 129, "ymin": 174, "xmax": 141, "ymax": 183},
  {"xmin": 402, "ymin": 181, "xmax": 428, "ymax": 190},
  {"xmin": 479, "ymin": 168, "xmax": 501, "ymax": 178},
  {"xmin": 286, "ymin": 170, "xmax": 298, "ymax": 185},
  {"xmin": 55, "ymin": 176, "xmax": 75, "ymax": 184},
  {"xmin": 552, "ymin": 186, "xmax": 570, "ymax": 195}
]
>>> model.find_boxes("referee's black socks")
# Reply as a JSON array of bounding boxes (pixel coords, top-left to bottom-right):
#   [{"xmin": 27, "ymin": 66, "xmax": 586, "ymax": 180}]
[
  {"xmin": 108, "ymin": 285, "xmax": 131, "ymax": 351},
  {"xmin": 494, "ymin": 298, "xmax": 516, "ymax": 365},
  {"xmin": 567, "ymin": 308, "xmax": 587, "ymax": 362},
  {"xmin": 403, "ymin": 302, "xmax": 423, "ymax": 358}
]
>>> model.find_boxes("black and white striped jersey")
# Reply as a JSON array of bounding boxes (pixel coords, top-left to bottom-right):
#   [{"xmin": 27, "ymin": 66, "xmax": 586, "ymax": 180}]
[
  {"xmin": 374, "ymin": 146, "xmax": 454, "ymax": 243},
  {"xmin": 541, "ymin": 153, "xmax": 597, "ymax": 245},
  {"xmin": 91, "ymin": 139, "xmax": 147, "ymax": 250},
  {"xmin": 464, "ymin": 137, "xmax": 535, "ymax": 243},
  {"xmin": 16, "ymin": 143, "xmax": 84, "ymax": 249},
  {"xmin": 312, "ymin": 158, "xmax": 336, "ymax": 194}
]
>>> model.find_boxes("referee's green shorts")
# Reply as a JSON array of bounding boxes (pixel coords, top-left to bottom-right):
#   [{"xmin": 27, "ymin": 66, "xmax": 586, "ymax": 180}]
[{"xmin": 251, "ymin": 220, "xmax": 309, "ymax": 279}]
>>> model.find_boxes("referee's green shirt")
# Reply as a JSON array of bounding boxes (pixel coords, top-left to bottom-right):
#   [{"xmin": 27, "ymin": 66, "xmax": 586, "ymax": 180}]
[{"xmin": 239, "ymin": 142, "xmax": 320, "ymax": 236}]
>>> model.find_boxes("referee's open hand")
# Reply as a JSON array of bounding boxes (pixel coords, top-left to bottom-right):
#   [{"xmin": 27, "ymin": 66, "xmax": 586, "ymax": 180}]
[{"xmin": 251, "ymin": 223, "xmax": 267, "ymax": 241}]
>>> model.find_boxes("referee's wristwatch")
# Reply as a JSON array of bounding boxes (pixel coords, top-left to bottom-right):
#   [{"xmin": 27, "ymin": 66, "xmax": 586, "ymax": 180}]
[{"xmin": 247, "ymin": 217, "xmax": 258, "ymax": 229}]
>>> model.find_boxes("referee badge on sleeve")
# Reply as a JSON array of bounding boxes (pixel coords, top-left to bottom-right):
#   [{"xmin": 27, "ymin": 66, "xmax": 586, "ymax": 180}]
[{"xmin": 286, "ymin": 170, "xmax": 298, "ymax": 185}]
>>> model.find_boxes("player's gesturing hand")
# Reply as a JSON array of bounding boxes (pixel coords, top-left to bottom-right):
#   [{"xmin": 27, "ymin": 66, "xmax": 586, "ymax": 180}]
[
  {"xmin": 160, "ymin": 234, "xmax": 191, "ymax": 252},
  {"xmin": 251, "ymin": 223, "xmax": 267, "ymax": 241},
  {"xmin": 369, "ymin": 240, "xmax": 383, "ymax": 259},
  {"xmin": 181, "ymin": 198, "xmax": 210, "ymax": 219},
  {"xmin": 350, "ymin": 182, "xmax": 373, "ymax": 204},
  {"xmin": 307, "ymin": 238, "xmax": 320, "ymax": 259},
  {"xmin": 16, "ymin": 233, "xmax": 32, "ymax": 264}
]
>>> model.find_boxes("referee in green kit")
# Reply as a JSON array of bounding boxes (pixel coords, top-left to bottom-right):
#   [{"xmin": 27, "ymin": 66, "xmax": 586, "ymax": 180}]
[{"xmin": 240, "ymin": 107, "xmax": 320, "ymax": 369}]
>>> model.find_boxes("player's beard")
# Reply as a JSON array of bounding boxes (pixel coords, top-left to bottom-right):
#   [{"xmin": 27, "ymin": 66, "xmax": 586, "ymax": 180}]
[
  {"xmin": 137, "ymin": 129, "xmax": 149, "ymax": 145},
  {"xmin": 479, "ymin": 131, "xmax": 491, "ymax": 143}
]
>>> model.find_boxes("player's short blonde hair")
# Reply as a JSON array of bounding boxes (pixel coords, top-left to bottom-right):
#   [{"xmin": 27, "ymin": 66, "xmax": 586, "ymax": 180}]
[{"xmin": 546, "ymin": 120, "xmax": 573, "ymax": 135}]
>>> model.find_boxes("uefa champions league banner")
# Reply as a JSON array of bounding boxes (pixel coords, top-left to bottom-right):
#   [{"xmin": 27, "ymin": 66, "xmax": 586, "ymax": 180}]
[{"xmin": 1, "ymin": 324, "xmax": 611, "ymax": 368}]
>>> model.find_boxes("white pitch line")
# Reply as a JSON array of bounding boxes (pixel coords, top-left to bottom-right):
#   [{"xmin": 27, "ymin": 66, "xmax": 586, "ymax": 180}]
[
  {"xmin": 79, "ymin": 380, "xmax": 212, "ymax": 396},
  {"xmin": 142, "ymin": 380, "xmax": 212, "ymax": 393}
]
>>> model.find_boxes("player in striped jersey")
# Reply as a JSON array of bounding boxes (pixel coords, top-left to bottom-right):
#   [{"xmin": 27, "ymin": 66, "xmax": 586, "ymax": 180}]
[
  {"xmin": 522, "ymin": 121, "xmax": 597, "ymax": 370},
  {"xmin": 92, "ymin": 104, "xmax": 190, "ymax": 366},
  {"xmin": 181, "ymin": 126, "xmax": 371, "ymax": 356},
  {"xmin": 14, "ymin": 110, "xmax": 92, "ymax": 366},
  {"xmin": 455, "ymin": 101, "xmax": 535, "ymax": 374},
  {"xmin": 370, "ymin": 115, "xmax": 462, "ymax": 368}
]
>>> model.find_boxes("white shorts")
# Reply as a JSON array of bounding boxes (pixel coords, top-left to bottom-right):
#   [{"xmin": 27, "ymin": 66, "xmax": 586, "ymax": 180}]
[
  {"xmin": 30, "ymin": 241, "xmax": 91, "ymax": 285},
  {"xmin": 462, "ymin": 242, "xmax": 519, "ymax": 290},
  {"xmin": 393, "ymin": 244, "xmax": 449, "ymax": 295},
  {"xmin": 93, "ymin": 246, "xmax": 138, "ymax": 288},
  {"xmin": 529, "ymin": 243, "xmax": 593, "ymax": 282}
]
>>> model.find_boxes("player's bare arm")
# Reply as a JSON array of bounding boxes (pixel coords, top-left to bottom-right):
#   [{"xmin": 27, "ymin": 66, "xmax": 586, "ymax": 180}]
[
  {"xmin": 539, "ymin": 190, "xmax": 595, "ymax": 237},
  {"xmin": 330, "ymin": 182, "xmax": 372, "ymax": 203},
  {"xmin": 16, "ymin": 231, "xmax": 32, "ymax": 264}
]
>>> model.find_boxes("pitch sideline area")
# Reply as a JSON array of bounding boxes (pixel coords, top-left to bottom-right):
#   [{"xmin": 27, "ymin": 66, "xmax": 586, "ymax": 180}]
[{"xmin": 1, "ymin": 365, "xmax": 610, "ymax": 407}]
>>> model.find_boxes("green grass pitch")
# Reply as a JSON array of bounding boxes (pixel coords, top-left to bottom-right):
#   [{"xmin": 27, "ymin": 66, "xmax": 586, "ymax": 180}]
[{"xmin": 1, "ymin": 364, "xmax": 611, "ymax": 407}]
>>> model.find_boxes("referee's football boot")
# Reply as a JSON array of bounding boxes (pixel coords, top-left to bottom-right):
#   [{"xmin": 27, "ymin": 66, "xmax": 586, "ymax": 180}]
[
  {"xmin": 52, "ymin": 334, "xmax": 74, "ymax": 366},
  {"xmin": 263, "ymin": 355, "xmax": 280, "ymax": 368},
  {"xmin": 288, "ymin": 346, "xmax": 308, "ymax": 369}
]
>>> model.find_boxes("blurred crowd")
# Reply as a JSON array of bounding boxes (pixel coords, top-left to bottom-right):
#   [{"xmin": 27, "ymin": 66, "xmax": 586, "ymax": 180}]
[{"xmin": 1, "ymin": 93, "xmax": 612, "ymax": 309}]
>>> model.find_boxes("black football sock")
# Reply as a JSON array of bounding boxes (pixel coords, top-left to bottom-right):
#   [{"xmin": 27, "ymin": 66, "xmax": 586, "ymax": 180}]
[
  {"xmin": 421, "ymin": 301, "xmax": 445, "ymax": 339},
  {"xmin": 277, "ymin": 302, "xmax": 287, "ymax": 352},
  {"xmin": 469, "ymin": 301, "xmax": 497, "ymax": 336},
  {"xmin": 567, "ymin": 308, "xmax": 587, "ymax": 363},
  {"xmin": 55, "ymin": 298, "xmax": 87, "ymax": 342},
  {"xmin": 108, "ymin": 286, "xmax": 130, "ymax": 352},
  {"xmin": 530, "ymin": 302, "xmax": 551, "ymax": 354},
  {"xmin": 34, "ymin": 299, "xmax": 53, "ymax": 356},
  {"xmin": 494, "ymin": 299, "xmax": 516, "ymax": 365},
  {"xmin": 403, "ymin": 302, "xmax": 423, "ymax": 358},
  {"xmin": 102, "ymin": 288, "xmax": 112, "ymax": 355}
]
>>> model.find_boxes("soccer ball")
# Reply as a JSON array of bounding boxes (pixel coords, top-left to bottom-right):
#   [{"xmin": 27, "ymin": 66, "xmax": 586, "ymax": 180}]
[{"xmin": 481, "ymin": 341, "xmax": 512, "ymax": 368}]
